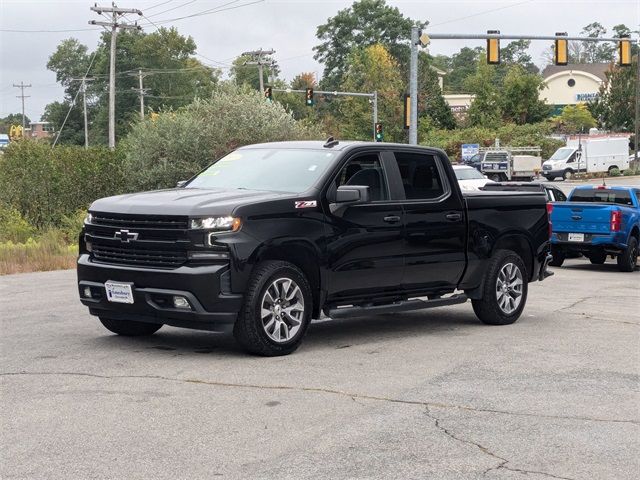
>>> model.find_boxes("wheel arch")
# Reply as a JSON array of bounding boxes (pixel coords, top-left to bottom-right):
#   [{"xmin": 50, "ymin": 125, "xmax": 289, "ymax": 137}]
[
  {"xmin": 250, "ymin": 240, "xmax": 323, "ymax": 318},
  {"xmin": 491, "ymin": 233, "xmax": 535, "ymax": 282}
]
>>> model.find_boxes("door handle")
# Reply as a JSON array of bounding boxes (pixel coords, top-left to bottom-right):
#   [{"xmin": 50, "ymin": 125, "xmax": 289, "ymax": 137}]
[
  {"xmin": 383, "ymin": 215, "xmax": 401, "ymax": 224},
  {"xmin": 445, "ymin": 212, "xmax": 462, "ymax": 222}
]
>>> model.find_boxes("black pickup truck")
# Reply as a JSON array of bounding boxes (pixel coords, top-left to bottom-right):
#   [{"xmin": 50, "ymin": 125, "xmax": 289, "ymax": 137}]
[{"xmin": 78, "ymin": 140, "xmax": 552, "ymax": 355}]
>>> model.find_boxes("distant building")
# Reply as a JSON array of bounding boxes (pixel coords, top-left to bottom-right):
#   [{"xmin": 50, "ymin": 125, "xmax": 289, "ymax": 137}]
[
  {"xmin": 28, "ymin": 121, "xmax": 54, "ymax": 140},
  {"xmin": 540, "ymin": 63, "xmax": 610, "ymax": 115},
  {"xmin": 443, "ymin": 94, "xmax": 475, "ymax": 120}
]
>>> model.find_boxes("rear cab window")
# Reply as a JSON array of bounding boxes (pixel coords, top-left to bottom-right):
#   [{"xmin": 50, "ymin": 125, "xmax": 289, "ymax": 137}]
[
  {"xmin": 569, "ymin": 188, "xmax": 634, "ymax": 206},
  {"xmin": 393, "ymin": 152, "xmax": 447, "ymax": 200}
]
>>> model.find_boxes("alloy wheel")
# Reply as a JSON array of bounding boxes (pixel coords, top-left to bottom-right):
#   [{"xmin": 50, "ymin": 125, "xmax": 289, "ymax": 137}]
[
  {"xmin": 495, "ymin": 263, "xmax": 524, "ymax": 315},
  {"xmin": 260, "ymin": 277, "xmax": 305, "ymax": 343}
]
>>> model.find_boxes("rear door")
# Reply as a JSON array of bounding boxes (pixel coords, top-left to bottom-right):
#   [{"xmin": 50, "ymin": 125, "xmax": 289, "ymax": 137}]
[{"xmin": 391, "ymin": 150, "xmax": 467, "ymax": 292}]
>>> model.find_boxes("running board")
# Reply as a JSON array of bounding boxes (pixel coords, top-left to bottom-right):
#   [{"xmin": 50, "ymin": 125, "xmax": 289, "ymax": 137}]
[{"xmin": 326, "ymin": 294, "xmax": 468, "ymax": 319}]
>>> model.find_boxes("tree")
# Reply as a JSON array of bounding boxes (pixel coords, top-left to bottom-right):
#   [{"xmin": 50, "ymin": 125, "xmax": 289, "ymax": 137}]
[
  {"xmin": 45, "ymin": 27, "xmax": 220, "ymax": 145},
  {"xmin": 579, "ymin": 22, "xmax": 616, "ymax": 63},
  {"xmin": 417, "ymin": 53, "xmax": 456, "ymax": 129},
  {"xmin": 552, "ymin": 104, "xmax": 597, "ymax": 133},
  {"xmin": 464, "ymin": 60, "xmax": 502, "ymax": 129},
  {"xmin": 42, "ymin": 101, "xmax": 85, "ymax": 145},
  {"xmin": 0, "ymin": 114, "xmax": 31, "ymax": 134},
  {"xmin": 338, "ymin": 44, "xmax": 404, "ymax": 142},
  {"xmin": 589, "ymin": 57, "xmax": 636, "ymax": 131},
  {"xmin": 501, "ymin": 65, "xmax": 550, "ymax": 125},
  {"xmin": 314, "ymin": 0, "xmax": 413, "ymax": 89}
]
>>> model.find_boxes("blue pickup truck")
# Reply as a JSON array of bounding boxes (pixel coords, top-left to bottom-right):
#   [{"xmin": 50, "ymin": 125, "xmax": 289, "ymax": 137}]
[{"xmin": 549, "ymin": 185, "xmax": 639, "ymax": 272}]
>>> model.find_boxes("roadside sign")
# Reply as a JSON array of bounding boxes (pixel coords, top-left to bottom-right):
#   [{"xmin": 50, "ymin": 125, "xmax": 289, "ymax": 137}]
[{"xmin": 461, "ymin": 143, "xmax": 480, "ymax": 161}]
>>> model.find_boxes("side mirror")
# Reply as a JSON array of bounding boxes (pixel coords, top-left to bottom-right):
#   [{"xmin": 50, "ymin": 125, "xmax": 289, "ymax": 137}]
[
  {"xmin": 335, "ymin": 185, "xmax": 370, "ymax": 204},
  {"xmin": 176, "ymin": 180, "xmax": 187, "ymax": 188}
]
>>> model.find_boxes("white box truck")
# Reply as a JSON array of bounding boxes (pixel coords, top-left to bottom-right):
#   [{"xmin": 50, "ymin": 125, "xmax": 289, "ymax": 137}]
[
  {"xmin": 542, "ymin": 136, "xmax": 630, "ymax": 181},
  {"xmin": 480, "ymin": 147, "xmax": 542, "ymax": 181}
]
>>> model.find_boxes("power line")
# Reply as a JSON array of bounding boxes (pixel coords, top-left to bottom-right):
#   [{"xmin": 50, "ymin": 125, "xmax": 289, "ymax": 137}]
[
  {"xmin": 146, "ymin": 0, "xmax": 177, "ymax": 11},
  {"xmin": 145, "ymin": 0, "xmax": 202, "ymax": 19},
  {"xmin": 428, "ymin": 0, "xmax": 535, "ymax": 28},
  {"xmin": 143, "ymin": 0, "xmax": 264, "ymax": 26}
]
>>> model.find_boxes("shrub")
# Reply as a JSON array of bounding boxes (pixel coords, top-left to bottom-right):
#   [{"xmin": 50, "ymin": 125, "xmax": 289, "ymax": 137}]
[
  {"xmin": 609, "ymin": 167, "xmax": 621, "ymax": 177},
  {"xmin": 122, "ymin": 85, "xmax": 324, "ymax": 191},
  {"xmin": 0, "ymin": 141, "xmax": 124, "ymax": 228},
  {"xmin": 0, "ymin": 204, "xmax": 36, "ymax": 243},
  {"xmin": 0, "ymin": 230, "xmax": 77, "ymax": 275},
  {"xmin": 622, "ymin": 167, "xmax": 638, "ymax": 176}
]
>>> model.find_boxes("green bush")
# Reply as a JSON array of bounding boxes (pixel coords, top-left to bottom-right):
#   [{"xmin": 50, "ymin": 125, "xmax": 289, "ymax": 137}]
[
  {"xmin": 0, "ymin": 141, "xmax": 124, "ymax": 228},
  {"xmin": 122, "ymin": 85, "xmax": 324, "ymax": 191},
  {"xmin": 622, "ymin": 167, "xmax": 638, "ymax": 176},
  {"xmin": 420, "ymin": 122, "xmax": 564, "ymax": 161},
  {"xmin": 0, "ymin": 204, "xmax": 36, "ymax": 243},
  {"xmin": 609, "ymin": 167, "xmax": 621, "ymax": 177}
]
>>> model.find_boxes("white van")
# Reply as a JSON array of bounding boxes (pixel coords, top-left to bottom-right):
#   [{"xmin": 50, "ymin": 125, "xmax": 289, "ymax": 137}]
[{"xmin": 542, "ymin": 136, "xmax": 629, "ymax": 181}]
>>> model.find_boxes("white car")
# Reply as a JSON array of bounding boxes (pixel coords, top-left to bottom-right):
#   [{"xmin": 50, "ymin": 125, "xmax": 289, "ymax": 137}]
[{"xmin": 453, "ymin": 165, "xmax": 494, "ymax": 191}]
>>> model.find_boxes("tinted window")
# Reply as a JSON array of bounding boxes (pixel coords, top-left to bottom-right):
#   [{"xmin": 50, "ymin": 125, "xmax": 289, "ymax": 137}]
[
  {"xmin": 394, "ymin": 152, "xmax": 445, "ymax": 200},
  {"xmin": 335, "ymin": 154, "xmax": 388, "ymax": 201},
  {"xmin": 550, "ymin": 187, "xmax": 567, "ymax": 201},
  {"xmin": 455, "ymin": 168, "xmax": 485, "ymax": 180},
  {"xmin": 569, "ymin": 188, "xmax": 633, "ymax": 206},
  {"xmin": 188, "ymin": 149, "xmax": 336, "ymax": 193}
]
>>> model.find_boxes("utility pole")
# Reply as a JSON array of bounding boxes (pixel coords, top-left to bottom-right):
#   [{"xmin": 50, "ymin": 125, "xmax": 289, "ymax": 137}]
[
  {"xmin": 409, "ymin": 27, "xmax": 419, "ymax": 145},
  {"xmin": 242, "ymin": 49, "xmax": 276, "ymax": 91},
  {"xmin": 89, "ymin": 4, "xmax": 142, "ymax": 149},
  {"xmin": 13, "ymin": 82, "xmax": 32, "ymax": 131},
  {"xmin": 71, "ymin": 77, "xmax": 94, "ymax": 149},
  {"xmin": 131, "ymin": 69, "xmax": 149, "ymax": 120}
]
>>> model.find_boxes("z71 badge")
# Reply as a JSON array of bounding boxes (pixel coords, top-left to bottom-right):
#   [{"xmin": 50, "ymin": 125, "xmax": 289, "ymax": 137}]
[{"xmin": 295, "ymin": 200, "xmax": 317, "ymax": 209}]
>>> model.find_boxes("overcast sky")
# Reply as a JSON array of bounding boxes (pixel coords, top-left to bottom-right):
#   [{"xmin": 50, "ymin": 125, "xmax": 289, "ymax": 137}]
[{"xmin": 1, "ymin": 0, "xmax": 638, "ymax": 121}]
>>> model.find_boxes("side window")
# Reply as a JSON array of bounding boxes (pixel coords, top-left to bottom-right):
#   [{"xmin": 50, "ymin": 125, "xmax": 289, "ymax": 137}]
[
  {"xmin": 567, "ymin": 153, "xmax": 575, "ymax": 163},
  {"xmin": 553, "ymin": 188, "xmax": 567, "ymax": 201},
  {"xmin": 394, "ymin": 152, "xmax": 446, "ymax": 200},
  {"xmin": 335, "ymin": 153, "xmax": 389, "ymax": 201}
]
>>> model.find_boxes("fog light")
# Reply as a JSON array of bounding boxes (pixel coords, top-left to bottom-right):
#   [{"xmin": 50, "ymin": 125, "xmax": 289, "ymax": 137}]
[
  {"xmin": 173, "ymin": 296, "xmax": 191, "ymax": 309},
  {"xmin": 83, "ymin": 286, "xmax": 92, "ymax": 298}
]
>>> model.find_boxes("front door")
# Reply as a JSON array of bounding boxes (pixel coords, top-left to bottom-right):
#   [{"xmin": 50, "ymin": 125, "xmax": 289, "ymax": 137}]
[{"xmin": 322, "ymin": 151, "xmax": 404, "ymax": 302}]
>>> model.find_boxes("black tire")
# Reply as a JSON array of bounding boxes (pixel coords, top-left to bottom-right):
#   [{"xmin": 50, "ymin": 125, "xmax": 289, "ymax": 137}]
[
  {"xmin": 544, "ymin": 176, "xmax": 554, "ymax": 182},
  {"xmin": 549, "ymin": 245, "xmax": 565, "ymax": 267},
  {"xmin": 471, "ymin": 250, "xmax": 528, "ymax": 326},
  {"xmin": 490, "ymin": 174, "xmax": 501, "ymax": 182},
  {"xmin": 99, "ymin": 317, "xmax": 162, "ymax": 336},
  {"xmin": 562, "ymin": 169, "xmax": 573, "ymax": 181},
  {"xmin": 233, "ymin": 261, "xmax": 312, "ymax": 356},
  {"xmin": 588, "ymin": 250, "xmax": 607, "ymax": 265},
  {"xmin": 617, "ymin": 236, "xmax": 638, "ymax": 272}
]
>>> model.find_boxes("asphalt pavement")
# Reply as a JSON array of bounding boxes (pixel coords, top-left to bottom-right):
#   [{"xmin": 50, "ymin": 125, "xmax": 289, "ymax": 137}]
[{"xmin": 1, "ymin": 255, "xmax": 638, "ymax": 479}]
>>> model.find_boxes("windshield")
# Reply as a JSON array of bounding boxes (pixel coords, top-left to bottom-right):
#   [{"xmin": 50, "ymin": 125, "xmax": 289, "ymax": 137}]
[
  {"xmin": 455, "ymin": 168, "xmax": 485, "ymax": 180},
  {"xmin": 187, "ymin": 149, "xmax": 336, "ymax": 193},
  {"xmin": 569, "ymin": 189, "xmax": 633, "ymax": 206},
  {"xmin": 549, "ymin": 147, "xmax": 574, "ymax": 161}
]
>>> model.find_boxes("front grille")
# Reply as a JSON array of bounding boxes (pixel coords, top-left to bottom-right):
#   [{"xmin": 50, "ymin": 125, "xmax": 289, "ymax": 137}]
[
  {"xmin": 92, "ymin": 245, "xmax": 187, "ymax": 268},
  {"xmin": 92, "ymin": 212, "xmax": 189, "ymax": 230},
  {"xmin": 86, "ymin": 211, "xmax": 190, "ymax": 269}
]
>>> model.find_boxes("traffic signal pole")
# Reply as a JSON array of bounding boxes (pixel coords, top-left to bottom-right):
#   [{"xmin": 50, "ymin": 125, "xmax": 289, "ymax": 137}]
[
  {"xmin": 409, "ymin": 26, "xmax": 419, "ymax": 145},
  {"xmin": 272, "ymin": 88, "xmax": 379, "ymax": 141}
]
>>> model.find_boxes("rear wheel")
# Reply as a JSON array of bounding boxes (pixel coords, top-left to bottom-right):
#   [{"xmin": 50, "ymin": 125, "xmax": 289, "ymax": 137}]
[
  {"xmin": 472, "ymin": 250, "xmax": 528, "ymax": 326},
  {"xmin": 233, "ymin": 261, "xmax": 312, "ymax": 356},
  {"xmin": 562, "ymin": 169, "xmax": 573, "ymax": 181},
  {"xmin": 589, "ymin": 251, "xmax": 607, "ymax": 265},
  {"xmin": 99, "ymin": 317, "xmax": 162, "ymax": 336},
  {"xmin": 617, "ymin": 237, "xmax": 638, "ymax": 272},
  {"xmin": 549, "ymin": 246, "xmax": 565, "ymax": 267}
]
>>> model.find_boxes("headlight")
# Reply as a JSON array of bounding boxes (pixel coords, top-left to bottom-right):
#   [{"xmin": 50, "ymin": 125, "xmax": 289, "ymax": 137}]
[
  {"xmin": 84, "ymin": 212, "xmax": 93, "ymax": 225},
  {"xmin": 189, "ymin": 216, "xmax": 241, "ymax": 232}
]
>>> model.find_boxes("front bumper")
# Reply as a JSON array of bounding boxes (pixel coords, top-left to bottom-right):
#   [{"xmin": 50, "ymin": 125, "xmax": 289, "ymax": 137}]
[{"xmin": 77, "ymin": 254, "xmax": 242, "ymax": 332}]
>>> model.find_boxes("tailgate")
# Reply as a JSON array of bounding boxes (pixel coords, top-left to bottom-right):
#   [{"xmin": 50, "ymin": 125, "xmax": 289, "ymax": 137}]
[{"xmin": 551, "ymin": 203, "xmax": 612, "ymax": 234}]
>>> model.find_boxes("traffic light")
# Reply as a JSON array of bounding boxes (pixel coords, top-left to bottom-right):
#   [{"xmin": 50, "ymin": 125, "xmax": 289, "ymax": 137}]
[
  {"xmin": 305, "ymin": 88, "xmax": 314, "ymax": 106},
  {"xmin": 403, "ymin": 94, "xmax": 410, "ymax": 130},
  {"xmin": 264, "ymin": 86, "xmax": 273, "ymax": 102},
  {"xmin": 554, "ymin": 32, "xmax": 568, "ymax": 66},
  {"xmin": 619, "ymin": 35, "xmax": 632, "ymax": 67},
  {"xmin": 375, "ymin": 123, "xmax": 383, "ymax": 142},
  {"xmin": 486, "ymin": 30, "xmax": 500, "ymax": 64}
]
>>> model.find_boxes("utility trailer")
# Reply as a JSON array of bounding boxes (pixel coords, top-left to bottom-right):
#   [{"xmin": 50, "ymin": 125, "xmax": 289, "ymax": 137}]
[{"xmin": 480, "ymin": 146, "xmax": 542, "ymax": 182}]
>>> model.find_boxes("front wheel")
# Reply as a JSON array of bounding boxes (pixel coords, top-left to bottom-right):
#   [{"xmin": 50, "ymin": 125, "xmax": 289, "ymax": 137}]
[
  {"xmin": 472, "ymin": 250, "xmax": 528, "ymax": 326},
  {"xmin": 617, "ymin": 237, "xmax": 638, "ymax": 272},
  {"xmin": 233, "ymin": 261, "xmax": 312, "ymax": 356},
  {"xmin": 562, "ymin": 169, "xmax": 574, "ymax": 181},
  {"xmin": 99, "ymin": 317, "xmax": 162, "ymax": 336}
]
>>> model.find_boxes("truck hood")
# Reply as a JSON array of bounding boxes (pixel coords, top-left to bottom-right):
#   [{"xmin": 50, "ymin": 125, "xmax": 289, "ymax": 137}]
[{"xmin": 90, "ymin": 187, "xmax": 292, "ymax": 216}]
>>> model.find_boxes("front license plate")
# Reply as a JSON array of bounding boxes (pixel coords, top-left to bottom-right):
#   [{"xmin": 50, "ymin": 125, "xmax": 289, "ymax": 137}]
[
  {"xmin": 105, "ymin": 281, "xmax": 134, "ymax": 304},
  {"xmin": 568, "ymin": 233, "xmax": 584, "ymax": 242}
]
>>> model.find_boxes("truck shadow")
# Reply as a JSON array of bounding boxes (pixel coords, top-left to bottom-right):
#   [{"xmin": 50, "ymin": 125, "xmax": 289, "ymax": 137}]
[
  {"xmin": 558, "ymin": 263, "xmax": 638, "ymax": 272},
  {"xmin": 91, "ymin": 309, "xmax": 482, "ymax": 357}
]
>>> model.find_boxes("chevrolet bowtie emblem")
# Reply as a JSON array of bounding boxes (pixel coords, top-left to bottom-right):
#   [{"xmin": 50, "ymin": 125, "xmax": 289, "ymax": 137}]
[{"xmin": 114, "ymin": 229, "xmax": 139, "ymax": 243}]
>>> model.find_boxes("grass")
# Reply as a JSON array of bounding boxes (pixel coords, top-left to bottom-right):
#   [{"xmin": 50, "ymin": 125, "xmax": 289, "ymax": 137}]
[{"xmin": 0, "ymin": 231, "xmax": 77, "ymax": 275}]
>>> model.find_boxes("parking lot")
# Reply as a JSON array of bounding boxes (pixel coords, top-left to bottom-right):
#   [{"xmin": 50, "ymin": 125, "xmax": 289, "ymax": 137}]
[{"xmin": 2, "ymin": 243, "xmax": 639, "ymax": 480}]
